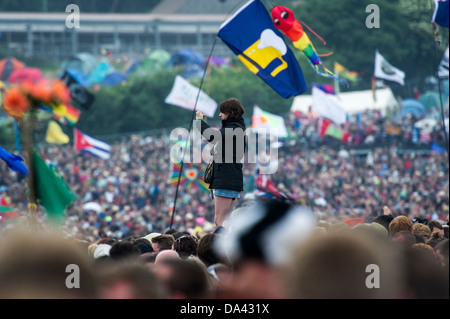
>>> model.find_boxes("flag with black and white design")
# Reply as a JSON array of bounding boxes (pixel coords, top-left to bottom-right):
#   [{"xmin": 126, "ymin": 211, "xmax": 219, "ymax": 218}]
[
  {"xmin": 438, "ymin": 46, "xmax": 449, "ymax": 79},
  {"xmin": 374, "ymin": 50, "xmax": 405, "ymax": 86}
]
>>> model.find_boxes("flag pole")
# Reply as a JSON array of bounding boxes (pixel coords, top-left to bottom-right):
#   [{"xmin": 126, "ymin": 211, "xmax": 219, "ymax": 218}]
[
  {"xmin": 170, "ymin": 36, "xmax": 219, "ymax": 229},
  {"xmin": 25, "ymin": 109, "xmax": 38, "ymax": 230}
]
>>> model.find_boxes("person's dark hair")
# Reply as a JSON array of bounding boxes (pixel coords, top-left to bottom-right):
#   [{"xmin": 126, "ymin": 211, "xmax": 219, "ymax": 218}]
[
  {"xmin": 427, "ymin": 220, "xmax": 443, "ymax": 232},
  {"xmin": 109, "ymin": 241, "xmax": 141, "ymax": 261},
  {"xmin": 219, "ymin": 98, "xmax": 245, "ymax": 119},
  {"xmin": 173, "ymin": 236, "xmax": 198, "ymax": 259},
  {"xmin": 196, "ymin": 233, "xmax": 225, "ymax": 267},
  {"xmin": 133, "ymin": 238, "xmax": 154, "ymax": 254},
  {"xmin": 371, "ymin": 215, "xmax": 394, "ymax": 234},
  {"xmin": 152, "ymin": 235, "xmax": 175, "ymax": 251}
]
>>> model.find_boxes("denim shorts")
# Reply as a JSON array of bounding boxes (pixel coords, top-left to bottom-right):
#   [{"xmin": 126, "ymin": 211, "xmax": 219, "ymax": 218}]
[{"xmin": 214, "ymin": 189, "xmax": 241, "ymax": 199}]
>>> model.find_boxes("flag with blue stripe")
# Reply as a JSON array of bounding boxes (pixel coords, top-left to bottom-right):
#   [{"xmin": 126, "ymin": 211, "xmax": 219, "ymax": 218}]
[
  {"xmin": 74, "ymin": 128, "xmax": 111, "ymax": 160},
  {"xmin": 218, "ymin": 0, "xmax": 308, "ymax": 98}
]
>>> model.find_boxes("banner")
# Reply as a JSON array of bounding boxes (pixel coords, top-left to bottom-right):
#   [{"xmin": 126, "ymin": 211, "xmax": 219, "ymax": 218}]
[
  {"xmin": 374, "ymin": 50, "xmax": 405, "ymax": 85},
  {"xmin": 165, "ymin": 75, "xmax": 218, "ymax": 118}
]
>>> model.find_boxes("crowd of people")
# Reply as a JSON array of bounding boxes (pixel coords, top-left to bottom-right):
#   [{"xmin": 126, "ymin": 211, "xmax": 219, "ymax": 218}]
[
  {"xmin": 0, "ymin": 109, "xmax": 449, "ymax": 241},
  {"xmin": 0, "ymin": 106, "xmax": 449, "ymax": 299},
  {"xmin": 0, "ymin": 199, "xmax": 448, "ymax": 299}
]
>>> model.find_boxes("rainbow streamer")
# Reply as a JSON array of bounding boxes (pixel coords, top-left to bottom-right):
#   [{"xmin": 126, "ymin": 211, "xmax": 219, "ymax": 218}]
[{"xmin": 270, "ymin": 5, "xmax": 348, "ymax": 87}]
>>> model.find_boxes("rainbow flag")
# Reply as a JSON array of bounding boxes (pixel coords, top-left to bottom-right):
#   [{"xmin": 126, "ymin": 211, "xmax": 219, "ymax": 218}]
[
  {"xmin": 169, "ymin": 162, "xmax": 209, "ymax": 193},
  {"xmin": 40, "ymin": 104, "xmax": 81, "ymax": 126},
  {"xmin": 334, "ymin": 62, "xmax": 359, "ymax": 83}
]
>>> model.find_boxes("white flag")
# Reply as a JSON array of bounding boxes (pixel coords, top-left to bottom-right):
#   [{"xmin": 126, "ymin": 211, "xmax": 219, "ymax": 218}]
[
  {"xmin": 438, "ymin": 46, "xmax": 449, "ymax": 79},
  {"xmin": 374, "ymin": 50, "xmax": 405, "ymax": 86},
  {"xmin": 251, "ymin": 105, "xmax": 288, "ymax": 138},
  {"xmin": 311, "ymin": 86, "xmax": 347, "ymax": 125},
  {"xmin": 165, "ymin": 75, "xmax": 218, "ymax": 118}
]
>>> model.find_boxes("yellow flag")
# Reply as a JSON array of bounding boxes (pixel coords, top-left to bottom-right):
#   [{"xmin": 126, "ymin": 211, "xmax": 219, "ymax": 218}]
[{"xmin": 45, "ymin": 120, "xmax": 69, "ymax": 144}]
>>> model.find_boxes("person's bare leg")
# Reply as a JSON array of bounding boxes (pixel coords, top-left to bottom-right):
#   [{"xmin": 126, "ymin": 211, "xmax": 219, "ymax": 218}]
[{"xmin": 214, "ymin": 195, "xmax": 234, "ymax": 227}]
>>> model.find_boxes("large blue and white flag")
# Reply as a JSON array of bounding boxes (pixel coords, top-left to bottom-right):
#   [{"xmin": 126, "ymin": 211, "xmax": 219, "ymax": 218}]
[
  {"xmin": 74, "ymin": 128, "xmax": 111, "ymax": 160},
  {"xmin": 218, "ymin": 0, "xmax": 308, "ymax": 98},
  {"xmin": 432, "ymin": 0, "xmax": 449, "ymax": 28}
]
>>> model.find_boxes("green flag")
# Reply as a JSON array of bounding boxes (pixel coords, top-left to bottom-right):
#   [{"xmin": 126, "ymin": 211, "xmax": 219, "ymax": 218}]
[{"xmin": 32, "ymin": 151, "xmax": 75, "ymax": 222}]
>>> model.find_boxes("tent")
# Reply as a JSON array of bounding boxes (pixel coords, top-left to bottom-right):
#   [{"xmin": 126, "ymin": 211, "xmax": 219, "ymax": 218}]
[
  {"xmin": 61, "ymin": 52, "xmax": 98, "ymax": 77},
  {"xmin": 291, "ymin": 87, "xmax": 399, "ymax": 116},
  {"xmin": 398, "ymin": 99, "xmax": 426, "ymax": 118},
  {"xmin": 0, "ymin": 57, "xmax": 25, "ymax": 81},
  {"xmin": 102, "ymin": 72, "xmax": 127, "ymax": 86},
  {"xmin": 170, "ymin": 48, "xmax": 205, "ymax": 79},
  {"xmin": 419, "ymin": 91, "xmax": 441, "ymax": 109},
  {"xmin": 88, "ymin": 61, "xmax": 113, "ymax": 84},
  {"xmin": 141, "ymin": 49, "xmax": 171, "ymax": 72}
]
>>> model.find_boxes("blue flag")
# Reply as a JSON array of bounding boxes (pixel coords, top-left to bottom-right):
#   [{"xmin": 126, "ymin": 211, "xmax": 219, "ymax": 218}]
[
  {"xmin": 218, "ymin": 0, "xmax": 308, "ymax": 98},
  {"xmin": 432, "ymin": 0, "xmax": 449, "ymax": 28},
  {"xmin": 431, "ymin": 143, "xmax": 447, "ymax": 154},
  {"xmin": 0, "ymin": 146, "xmax": 28, "ymax": 176}
]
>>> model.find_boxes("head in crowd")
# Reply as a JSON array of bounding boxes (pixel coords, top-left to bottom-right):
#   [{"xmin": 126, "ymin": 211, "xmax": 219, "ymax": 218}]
[
  {"xmin": 392, "ymin": 230, "xmax": 417, "ymax": 247},
  {"xmin": 389, "ymin": 216, "xmax": 413, "ymax": 237},
  {"xmin": 285, "ymin": 230, "xmax": 402, "ymax": 298},
  {"xmin": 132, "ymin": 238, "xmax": 153, "ymax": 254},
  {"xmin": 96, "ymin": 261, "xmax": 168, "ymax": 299},
  {"xmin": 109, "ymin": 241, "xmax": 141, "ymax": 261},
  {"xmin": 371, "ymin": 214, "xmax": 394, "ymax": 235},
  {"xmin": 173, "ymin": 235, "xmax": 198, "ymax": 259},
  {"xmin": 152, "ymin": 258, "xmax": 212, "ymax": 299},
  {"xmin": 196, "ymin": 233, "xmax": 227, "ymax": 268},
  {"xmin": 151, "ymin": 234, "xmax": 176, "ymax": 252},
  {"xmin": 0, "ymin": 228, "xmax": 97, "ymax": 299},
  {"xmin": 412, "ymin": 223, "xmax": 432, "ymax": 242},
  {"xmin": 214, "ymin": 200, "xmax": 317, "ymax": 298}
]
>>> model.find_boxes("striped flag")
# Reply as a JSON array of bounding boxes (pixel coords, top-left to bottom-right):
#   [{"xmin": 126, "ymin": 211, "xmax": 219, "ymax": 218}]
[
  {"xmin": 319, "ymin": 118, "xmax": 351, "ymax": 143},
  {"xmin": 74, "ymin": 128, "xmax": 111, "ymax": 160},
  {"xmin": 432, "ymin": 0, "xmax": 449, "ymax": 27}
]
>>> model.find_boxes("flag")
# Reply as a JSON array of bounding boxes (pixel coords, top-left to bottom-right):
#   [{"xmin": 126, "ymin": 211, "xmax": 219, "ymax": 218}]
[
  {"xmin": 74, "ymin": 128, "xmax": 111, "ymax": 160},
  {"xmin": 313, "ymin": 83, "xmax": 335, "ymax": 95},
  {"xmin": 319, "ymin": 118, "xmax": 351, "ymax": 143},
  {"xmin": 59, "ymin": 70, "xmax": 95, "ymax": 110},
  {"xmin": 432, "ymin": 0, "xmax": 449, "ymax": 28},
  {"xmin": 255, "ymin": 173, "xmax": 291, "ymax": 201},
  {"xmin": 431, "ymin": 143, "xmax": 447, "ymax": 154},
  {"xmin": 218, "ymin": 0, "xmax": 308, "ymax": 98},
  {"xmin": 334, "ymin": 62, "xmax": 359, "ymax": 83},
  {"xmin": 0, "ymin": 145, "xmax": 28, "ymax": 175},
  {"xmin": 52, "ymin": 104, "xmax": 81, "ymax": 125},
  {"xmin": 312, "ymin": 85, "xmax": 347, "ymax": 125},
  {"xmin": 0, "ymin": 204, "xmax": 20, "ymax": 221},
  {"xmin": 251, "ymin": 105, "xmax": 288, "ymax": 138},
  {"xmin": 45, "ymin": 120, "xmax": 70, "ymax": 145},
  {"xmin": 438, "ymin": 45, "xmax": 449, "ymax": 79},
  {"xmin": 164, "ymin": 75, "xmax": 218, "ymax": 118},
  {"xmin": 374, "ymin": 50, "xmax": 405, "ymax": 85},
  {"xmin": 32, "ymin": 151, "xmax": 75, "ymax": 221},
  {"xmin": 169, "ymin": 162, "xmax": 209, "ymax": 193}
]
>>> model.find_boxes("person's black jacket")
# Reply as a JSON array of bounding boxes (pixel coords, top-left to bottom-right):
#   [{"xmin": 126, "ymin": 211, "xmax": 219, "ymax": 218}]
[{"xmin": 198, "ymin": 116, "xmax": 246, "ymax": 192}]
